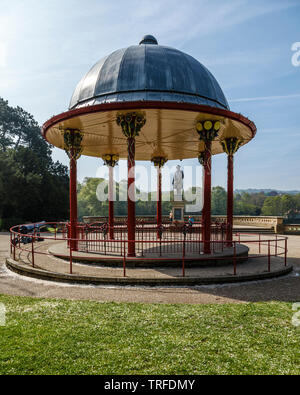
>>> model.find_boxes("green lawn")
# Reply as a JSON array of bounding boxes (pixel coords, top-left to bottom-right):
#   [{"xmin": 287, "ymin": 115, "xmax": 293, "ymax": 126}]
[{"xmin": 0, "ymin": 295, "xmax": 299, "ymax": 375}]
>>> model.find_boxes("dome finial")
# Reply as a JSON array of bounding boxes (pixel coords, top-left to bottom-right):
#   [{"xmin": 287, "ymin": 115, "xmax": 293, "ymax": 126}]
[{"xmin": 139, "ymin": 35, "xmax": 158, "ymax": 45}]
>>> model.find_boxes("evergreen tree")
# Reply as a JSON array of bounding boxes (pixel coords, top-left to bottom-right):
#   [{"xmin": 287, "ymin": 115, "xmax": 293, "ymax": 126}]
[{"xmin": 0, "ymin": 97, "xmax": 69, "ymax": 229}]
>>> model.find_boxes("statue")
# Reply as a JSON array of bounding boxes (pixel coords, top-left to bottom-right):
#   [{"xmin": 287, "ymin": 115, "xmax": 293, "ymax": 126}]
[{"xmin": 172, "ymin": 165, "xmax": 184, "ymax": 200}]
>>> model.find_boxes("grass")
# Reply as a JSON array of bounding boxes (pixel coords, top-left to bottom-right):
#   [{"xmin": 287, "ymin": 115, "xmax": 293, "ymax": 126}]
[{"xmin": 0, "ymin": 295, "xmax": 299, "ymax": 375}]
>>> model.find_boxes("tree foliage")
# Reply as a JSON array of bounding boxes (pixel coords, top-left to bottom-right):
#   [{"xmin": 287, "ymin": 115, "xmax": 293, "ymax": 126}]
[
  {"xmin": 78, "ymin": 178, "xmax": 172, "ymax": 219},
  {"xmin": 77, "ymin": 179, "xmax": 300, "ymax": 220},
  {"xmin": 0, "ymin": 98, "xmax": 69, "ymax": 229},
  {"xmin": 212, "ymin": 187, "xmax": 227, "ymax": 215}
]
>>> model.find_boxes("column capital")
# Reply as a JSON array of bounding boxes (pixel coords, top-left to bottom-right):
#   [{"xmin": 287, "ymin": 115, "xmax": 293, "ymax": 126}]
[
  {"xmin": 61, "ymin": 128, "xmax": 84, "ymax": 160},
  {"xmin": 196, "ymin": 120, "xmax": 221, "ymax": 143},
  {"xmin": 151, "ymin": 156, "xmax": 168, "ymax": 168},
  {"xmin": 221, "ymin": 137, "xmax": 243, "ymax": 156},
  {"xmin": 103, "ymin": 154, "xmax": 119, "ymax": 168},
  {"xmin": 116, "ymin": 112, "xmax": 146, "ymax": 138}
]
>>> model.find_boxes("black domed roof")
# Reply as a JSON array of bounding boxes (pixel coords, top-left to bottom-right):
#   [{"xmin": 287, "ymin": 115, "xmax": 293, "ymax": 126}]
[{"xmin": 69, "ymin": 36, "xmax": 229, "ymax": 110}]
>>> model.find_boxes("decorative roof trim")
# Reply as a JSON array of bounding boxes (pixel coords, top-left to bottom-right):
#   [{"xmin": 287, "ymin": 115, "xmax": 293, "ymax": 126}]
[{"xmin": 42, "ymin": 100, "xmax": 257, "ymax": 141}]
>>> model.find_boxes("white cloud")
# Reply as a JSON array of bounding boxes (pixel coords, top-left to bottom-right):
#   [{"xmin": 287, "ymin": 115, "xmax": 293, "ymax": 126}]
[{"xmin": 229, "ymin": 93, "xmax": 300, "ymax": 103}]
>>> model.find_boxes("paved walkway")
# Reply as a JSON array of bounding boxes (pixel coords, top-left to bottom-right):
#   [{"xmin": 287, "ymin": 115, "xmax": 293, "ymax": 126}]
[{"xmin": 1, "ymin": 234, "xmax": 300, "ymax": 304}]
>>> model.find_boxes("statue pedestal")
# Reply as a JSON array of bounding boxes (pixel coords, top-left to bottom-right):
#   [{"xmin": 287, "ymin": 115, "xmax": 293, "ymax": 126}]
[{"xmin": 172, "ymin": 200, "xmax": 185, "ymax": 223}]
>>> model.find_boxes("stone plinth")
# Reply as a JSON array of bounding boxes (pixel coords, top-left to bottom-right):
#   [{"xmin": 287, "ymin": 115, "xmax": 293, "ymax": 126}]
[{"xmin": 172, "ymin": 200, "xmax": 185, "ymax": 222}]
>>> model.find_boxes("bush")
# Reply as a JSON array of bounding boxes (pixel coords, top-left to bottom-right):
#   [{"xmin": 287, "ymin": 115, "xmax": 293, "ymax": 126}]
[{"xmin": 1, "ymin": 218, "xmax": 26, "ymax": 231}]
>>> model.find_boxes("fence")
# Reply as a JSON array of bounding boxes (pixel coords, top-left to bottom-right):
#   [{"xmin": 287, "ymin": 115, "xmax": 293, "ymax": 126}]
[{"xmin": 9, "ymin": 222, "xmax": 288, "ymax": 279}]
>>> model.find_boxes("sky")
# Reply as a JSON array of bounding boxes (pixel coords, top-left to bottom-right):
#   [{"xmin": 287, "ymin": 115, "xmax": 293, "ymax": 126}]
[{"xmin": 0, "ymin": 0, "xmax": 300, "ymax": 192}]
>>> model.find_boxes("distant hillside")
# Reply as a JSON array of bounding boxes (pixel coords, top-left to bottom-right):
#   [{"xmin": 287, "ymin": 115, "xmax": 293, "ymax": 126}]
[{"xmin": 235, "ymin": 189, "xmax": 300, "ymax": 196}]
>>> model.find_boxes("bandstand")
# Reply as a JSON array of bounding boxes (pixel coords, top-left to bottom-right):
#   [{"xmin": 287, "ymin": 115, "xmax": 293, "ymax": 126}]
[
  {"xmin": 42, "ymin": 34, "xmax": 256, "ymax": 260},
  {"xmin": 7, "ymin": 35, "xmax": 292, "ymax": 285},
  {"xmin": 42, "ymin": 35, "xmax": 256, "ymax": 259}
]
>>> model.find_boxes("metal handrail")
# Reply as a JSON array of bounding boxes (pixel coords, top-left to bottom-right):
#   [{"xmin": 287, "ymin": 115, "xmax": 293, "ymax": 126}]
[{"xmin": 9, "ymin": 222, "xmax": 289, "ymax": 279}]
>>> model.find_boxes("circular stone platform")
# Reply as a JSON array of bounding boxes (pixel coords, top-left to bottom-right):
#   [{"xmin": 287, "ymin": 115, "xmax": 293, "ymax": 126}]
[
  {"xmin": 5, "ymin": 258, "xmax": 293, "ymax": 286},
  {"xmin": 6, "ymin": 237, "xmax": 293, "ymax": 286},
  {"xmin": 48, "ymin": 241, "xmax": 249, "ymax": 268}
]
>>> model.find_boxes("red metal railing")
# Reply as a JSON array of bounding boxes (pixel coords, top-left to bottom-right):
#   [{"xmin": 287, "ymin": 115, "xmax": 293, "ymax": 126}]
[
  {"xmin": 75, "ymin": 221, "xmax": 227, "ymax": 256},
  {"xmin": 9, "ymin": 222, "xmax": 289, "ymax": 279}
]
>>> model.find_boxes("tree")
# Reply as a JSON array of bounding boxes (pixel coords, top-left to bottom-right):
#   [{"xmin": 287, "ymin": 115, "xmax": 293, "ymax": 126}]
[
  {"xmin": 0, "ymin": 97, "xmax": 69, "ymax": 228},
  {"xmin": 78, "ymin": 178, "xmax": 108, "ymax": 218},
  {"xmin": 281, "ymin": 195, "xmax": 295, "ymax": 215},
  {"xmin": 78, "ymin": 177, "xmax": 172, "ymax": 219},
  {"xmin": 261, "ymin": 194, "xmax": 297, "ymax": 217},
  {"xmin": 212, "ymin": 187, "xmax": 227, "ymax": 215},
  {"xmin": 234, "ymin": 191, "xmax": 263, "ymax": 215},
  {"xmin": 261, "ymin": 196, "xmax": 282, "ymax": 216}
]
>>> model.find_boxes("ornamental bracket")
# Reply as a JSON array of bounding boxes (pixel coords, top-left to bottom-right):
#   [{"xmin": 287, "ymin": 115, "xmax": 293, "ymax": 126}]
[
  {"xmin": 61, "ymin": 129, "xmax": 84, "ymax": 160},
  {"xmin": 151, "ymin": 157, "xmax": 168, "ymax": 168},
  {"xmin": 116, "ymin": 112, "xmax": 146, "ymax": 138},
  {"xmin": 221, "ymin": 137, "xmax": 244, "ymax": 156}
]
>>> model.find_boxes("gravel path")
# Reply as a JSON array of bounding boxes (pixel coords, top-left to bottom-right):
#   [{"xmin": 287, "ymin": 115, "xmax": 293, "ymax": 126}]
[{"xmin": 1, "ymin": 234, "xmax": 299, "ymax": 304}]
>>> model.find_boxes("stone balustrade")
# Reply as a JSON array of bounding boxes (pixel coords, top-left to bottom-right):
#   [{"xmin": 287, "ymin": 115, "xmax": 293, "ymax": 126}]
[
  {"xmin": 83, "ymin": 215, "xmax": 286, "ymax": 233},
  {"xmin": 212, "ymin": 216, "xmax": 284, "ymax": 233}
]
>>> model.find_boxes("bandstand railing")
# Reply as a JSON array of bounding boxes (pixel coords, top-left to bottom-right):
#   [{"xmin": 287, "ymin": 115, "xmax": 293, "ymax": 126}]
[
  {"xmin": 9, "ymin": 222, "xmax": 288, "ymax": 279},
  {"xmin": 76, "ymin": 221, "xmax": 227, "ymax": 256}
]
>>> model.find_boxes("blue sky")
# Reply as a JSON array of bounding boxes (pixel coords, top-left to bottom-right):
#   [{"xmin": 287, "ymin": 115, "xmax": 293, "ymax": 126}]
[{"xmin": 0, "ymin": 0, "xmax": 300, "ymax": 191}]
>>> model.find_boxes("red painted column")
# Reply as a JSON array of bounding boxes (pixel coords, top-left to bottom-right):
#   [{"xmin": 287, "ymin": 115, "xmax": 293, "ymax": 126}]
[
  {"xmin": 69, "ymin": 148, "xmax": 78, "ymax": 251},
  {"xmin": 157, "ymin": 166, "xmax": 162, "ymax": 236},
  {"xmin": 108, "ymin": 166, "xmax": 114, "ymax": 240},
  {"xmin": 227, "ymin": 155, "xmax": 234, "ymax": 246},
  {"xmin": 127, "ymin": 137, "xmax": 136, "ymax": 257},
  {"xmin": 203, "ymin": 142, "xmax": 212, "ymax": 254},
  {"xmin": 201, "ymin": 167, "xmax": 206, "ymax": 244}
]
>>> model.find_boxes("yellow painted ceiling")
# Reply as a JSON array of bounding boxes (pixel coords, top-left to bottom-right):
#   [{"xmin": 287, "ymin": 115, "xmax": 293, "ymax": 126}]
[{"xmin": 45, "ymin": 108, "xmax": 254, "ymax": 161}]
